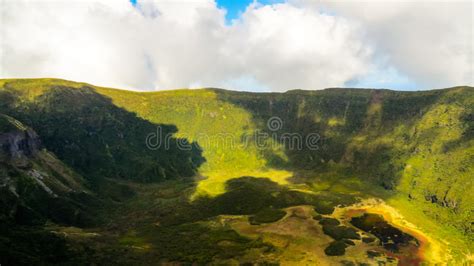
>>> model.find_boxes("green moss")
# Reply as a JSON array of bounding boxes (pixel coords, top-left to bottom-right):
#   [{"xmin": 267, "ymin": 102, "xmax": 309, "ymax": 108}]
[
  {"xmin": 367, "ymin": 250, "xmax": 382, "ymax": 258},
  {"xmin": 362, "ymin": 237, "xmax": 376, "ymax": 243},
  {"xmin": 313, "ymin": 203, "xmax": 335, "ymax": 215},
  {"xmin": 0, "ymin": 114, "xmax": 26, "ymax": 132},
  {"xmin": 324, "ymin": 240, "xmax": 347, "ymax": 256},
  {"xmin": 0, "ymin": 222, "xmax": 75, "ymax": 265},
  {"xmin": 318, "ymin": 217, "xmax": 340, "ymax": 226},
  {"xmin": 322, "ymin": 225, "xmax": 360, "ymax": 241},
  {"xmin": 249, "ymin": 208, "xmax": 286, "ymax": 225},
  {"xmin": 142, "ymin": 222, "xmax": 274, "ymax": 263}
]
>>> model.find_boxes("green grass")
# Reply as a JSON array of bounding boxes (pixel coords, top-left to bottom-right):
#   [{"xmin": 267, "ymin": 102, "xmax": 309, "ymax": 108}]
[
  {"xmin": 387, "ymin": 195, "xmax": 473, "ymax": 261},
  {"xmin": 0, "ymin": 114, "xmax": 26, "ymax": 132},
  {"xmin": 249, "ymin": 207, "xmax": 287, "ymax": 225},
  {"xmin": 0, "ymin": 78, "xmax": 472, "ymax": 264}
]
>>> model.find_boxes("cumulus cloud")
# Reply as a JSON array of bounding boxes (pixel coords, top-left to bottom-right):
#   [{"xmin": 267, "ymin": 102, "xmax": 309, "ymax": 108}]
[
  {"xmin": 0, "ymin": 0, "xmax": 472, "ymax": 91},
  {"xmin": 295, "ymin": 0, "xmax": 473, "ymax": 89}
]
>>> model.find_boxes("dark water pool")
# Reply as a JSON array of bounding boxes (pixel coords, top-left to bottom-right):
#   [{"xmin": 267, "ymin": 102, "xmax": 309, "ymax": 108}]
[{"xmin": 350, "ymin": 213, "xmax": 419, "ymax": 252}]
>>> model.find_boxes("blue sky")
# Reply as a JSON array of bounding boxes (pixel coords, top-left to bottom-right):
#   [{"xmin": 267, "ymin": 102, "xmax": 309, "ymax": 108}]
[
  {"xmin": 216, "ymin": 0, "xmax": 284, "ymax": 22},
  {"xmin": 131, "ymin": 0, "xmax": 283, "ymax": 22},
  {"xmin": 216, "ymin": 0, "xmax": 254, "ymax": 21}
]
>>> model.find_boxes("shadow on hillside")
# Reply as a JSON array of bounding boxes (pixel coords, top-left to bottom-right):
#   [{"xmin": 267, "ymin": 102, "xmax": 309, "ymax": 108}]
[
  {"xmin": 0, "ymin": 86, "xmax": 206, "ymax": 185},
  {"xmin": 212, "ymin": 88, "xmax": 474, "ymax": 238},
  {"xmin": 151, "ymin": 176, "xmax": 357, "ymax": 226},
  {"xmin": 214, "ymin": 89, "xmax": 444, "ymax": 187},
  {"xmin": 442, "ymin": 111, "xmax": 473, "ymax": 153},
  {"xmin": 214, "ymin": 89, "xmax": 372, "ymax": 171}
]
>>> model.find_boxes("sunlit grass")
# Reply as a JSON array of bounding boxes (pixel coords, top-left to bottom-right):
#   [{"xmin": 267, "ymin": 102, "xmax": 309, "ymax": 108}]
[
  {"xmin": 193, "ymin": 169, "xmax": 292, "ymax": 198},
  {"xmin": 387, "ymin": 195, "xmax": 473, "ymax": 262}
]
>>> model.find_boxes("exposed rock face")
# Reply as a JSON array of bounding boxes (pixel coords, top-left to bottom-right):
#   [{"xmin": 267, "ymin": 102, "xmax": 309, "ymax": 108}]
[
  {"xmin": 0, "ymin": 127, "xmax": 44, "ymax": 224},
  {"xmin": 0, "ymin": 128, "xmax": 41, "ymax": 165},
  {"xmin": 0, "ymin": 119, "xmax": 96, "ymax": 227}
]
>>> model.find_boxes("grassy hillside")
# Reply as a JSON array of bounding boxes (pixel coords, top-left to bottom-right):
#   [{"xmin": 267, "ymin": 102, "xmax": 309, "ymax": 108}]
[
  {"xmin": 0, "ymin": 81, "xmax": 205, "ymax": 184},
  {"xmin": 0, "ymin": 78, "xmax": 472, "ymax": 263},
  {"xmin": 0, "ymin": 113, "xmax": 94, "ymax": 225},
  {"xmin": 0, "ymin": 113, "xmax": 104, "ymax": 264}
]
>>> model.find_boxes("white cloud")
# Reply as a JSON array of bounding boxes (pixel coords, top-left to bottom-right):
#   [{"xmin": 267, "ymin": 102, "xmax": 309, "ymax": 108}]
[
  {"xmin": 225, "ymin": 3, "xmax": 372, "ymax": 91},
  {"xmin": 294, "ymin": 0, "xmax": 473, "ymax": 89},
  {"xmin": 0, "ymin": 0, "xmax": 472, "ymax": 91}
]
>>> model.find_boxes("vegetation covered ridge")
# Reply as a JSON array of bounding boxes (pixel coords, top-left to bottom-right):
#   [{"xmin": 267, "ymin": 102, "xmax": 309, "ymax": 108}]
[{"xmin": 0, "ymin": 78, "xmax": 472, "ymax": 264}]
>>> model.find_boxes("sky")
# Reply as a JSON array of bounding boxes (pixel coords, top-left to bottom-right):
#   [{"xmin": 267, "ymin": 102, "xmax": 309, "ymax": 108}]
[
  {"xmin": 216, "ymin": 0, "xmax": 285, "ymax": 22},
  {"xmin": 0, "ymin": 0, "xmax": 472, "ymax": 92}
]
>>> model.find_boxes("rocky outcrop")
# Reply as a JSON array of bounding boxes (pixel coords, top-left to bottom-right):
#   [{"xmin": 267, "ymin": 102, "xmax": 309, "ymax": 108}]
[
  {"xmin": 0, "ymin": 128, "xmax": 41, "ymax": 165},
  {"xmin": 0, "ymin": 115, "xmax": 97, "ymax": 227}
]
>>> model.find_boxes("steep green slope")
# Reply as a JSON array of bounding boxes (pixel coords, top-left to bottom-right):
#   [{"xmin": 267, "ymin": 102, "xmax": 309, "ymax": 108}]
[
  {"xmin": 0, "ymin": 78, "xmax": 472, "ymax": 263},
  {"xmin": 0, "ymin": 113, "xmax": 95, "ymax": 226},
  {"xmin": 214, "ymin": 87, "xmax": 474, "ymax": 237},
  {"xmin": 0, "ymin": 82, "xmax": 205, "ymax": 184},
  {"xmin": 0, "ymin": 113, "xmax": 102, "ymax": 264}
]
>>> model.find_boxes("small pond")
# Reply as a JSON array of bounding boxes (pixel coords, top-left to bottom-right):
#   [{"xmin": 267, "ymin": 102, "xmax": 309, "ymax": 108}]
[{"xmin": 350, "ymin": 212, "xmax": 423, "ymax": 265}]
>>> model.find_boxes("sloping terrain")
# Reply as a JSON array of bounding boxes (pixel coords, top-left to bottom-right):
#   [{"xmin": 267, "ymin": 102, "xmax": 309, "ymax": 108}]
[
  {"xmin": 0, "ymin": 114, "xmax": 99, "ymax": 263},
  {"xmin": 0, "ymin": 78, "xmax": 472, "ymax": 264}
]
